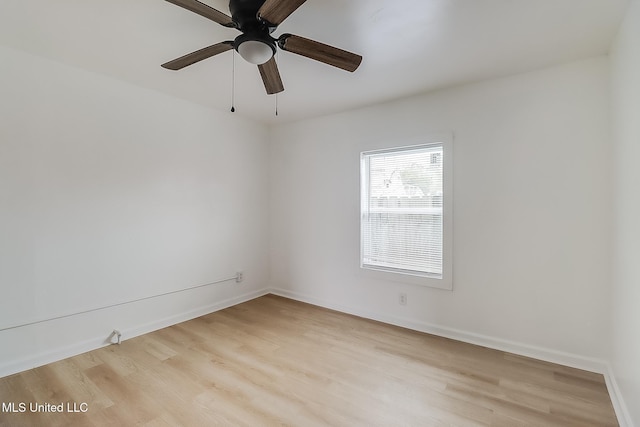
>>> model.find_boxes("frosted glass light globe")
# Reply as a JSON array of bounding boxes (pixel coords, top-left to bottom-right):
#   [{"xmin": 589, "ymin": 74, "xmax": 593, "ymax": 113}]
[{"xmin": 237, "ymin": 40, "xmax": 274, "ymax": 65}]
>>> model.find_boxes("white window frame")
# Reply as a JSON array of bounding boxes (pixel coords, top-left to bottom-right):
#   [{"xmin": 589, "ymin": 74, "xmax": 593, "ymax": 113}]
[{"xmin": 359, "ymin": 138, "xmax": 453, "ymax": 290}]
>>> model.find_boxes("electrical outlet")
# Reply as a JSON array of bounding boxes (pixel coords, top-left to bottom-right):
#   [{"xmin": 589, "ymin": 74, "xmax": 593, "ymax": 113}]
[
  {"xmin": 236, "ymin": 271, "xmax": 244, "ymax": 283},
  {"xmin": 399, "ymin": 292, "xmax": 407, "ymax": 306}
]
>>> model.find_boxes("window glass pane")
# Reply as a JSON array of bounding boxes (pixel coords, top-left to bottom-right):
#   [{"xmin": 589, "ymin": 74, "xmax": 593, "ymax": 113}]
[{"xmin": 362, "ymin": 144, "xmax": 444, "ymax": 277}]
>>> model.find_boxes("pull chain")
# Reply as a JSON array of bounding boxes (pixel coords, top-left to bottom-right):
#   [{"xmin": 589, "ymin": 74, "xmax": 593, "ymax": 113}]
[
  {"xmin": 275, "ymin": 50, "xmax": 279, "ymax": 117},
  {"xmin": 231, "ymin": 50, "xmax": 236, "ymax": 113}
]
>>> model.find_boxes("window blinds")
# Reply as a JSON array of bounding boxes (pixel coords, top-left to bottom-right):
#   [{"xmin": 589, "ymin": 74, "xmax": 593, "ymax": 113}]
[{"xmin": 361, "ymin": 144, "xmax": 444, "ymax": 277}]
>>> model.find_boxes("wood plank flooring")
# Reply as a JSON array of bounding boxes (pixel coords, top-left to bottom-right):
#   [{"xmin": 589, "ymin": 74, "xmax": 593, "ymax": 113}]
[{"xmin": 0, "ymin": 295, "xmax": 618, "ymax": 426}]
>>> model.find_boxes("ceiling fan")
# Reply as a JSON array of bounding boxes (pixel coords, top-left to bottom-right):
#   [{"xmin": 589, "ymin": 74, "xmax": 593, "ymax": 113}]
[{"xmin": 161, "ymin": 0, "xmax": 363, "ymax": 95}]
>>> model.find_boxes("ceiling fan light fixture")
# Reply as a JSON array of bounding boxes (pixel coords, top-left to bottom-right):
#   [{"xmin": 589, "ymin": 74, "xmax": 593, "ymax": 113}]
[
  {"xmin": 162, "ymin": 0, "xmax": 363, "ymax": 96},
  {"xmin": 237, "ymin": 39, "xmax": 275, "ymax": 65}
]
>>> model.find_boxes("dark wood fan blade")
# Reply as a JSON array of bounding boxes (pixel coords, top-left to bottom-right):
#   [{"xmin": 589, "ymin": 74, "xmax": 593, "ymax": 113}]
[
  {"xmin": 162, "ymin": 42, "xmax": 234, "ymax": 70},
  {"xmin": 278, "ymin": 34, "xmax": 362, "ymax": 72},
  {"xmin": 165, "ymin": 0, "xmax": 235, "ymax": 27},
  {"xmin": 258, "ymin": 0, "xmax": 307, "ymax": 26},
  {"xmin": 258, "ymin": 57, "xmax": 285, "ymax": 94}
]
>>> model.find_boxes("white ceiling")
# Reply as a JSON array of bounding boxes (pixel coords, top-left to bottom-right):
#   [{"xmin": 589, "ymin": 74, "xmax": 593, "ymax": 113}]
[{"xmin": 0, "ymin": 0, "xmax": 629, "ymax": 124}]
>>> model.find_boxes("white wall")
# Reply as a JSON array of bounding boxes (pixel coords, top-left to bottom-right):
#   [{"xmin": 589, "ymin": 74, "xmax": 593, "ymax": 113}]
[
  {"xmin": 0, "ymin": 46, "xmax": 270, "ymax": 376},
  {"xmin": 269, "ymin": 57, "xmax": 612, "ymax": 367},
  {"xmin": 611, "ymin": 0, "xmax": 640, "ymax": 424},
  {"xmin": 0, "ymin": 26, "xmax": 630, "ymax": 422}
]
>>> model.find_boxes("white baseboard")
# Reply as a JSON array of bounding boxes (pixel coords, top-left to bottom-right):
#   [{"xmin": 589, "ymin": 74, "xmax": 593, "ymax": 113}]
[
  {"xmin": 269, "ymin": 287, "xmax": 606, "ymax": 371},
  {"xmin": 602, "ymin": 363, "xmax": 634, "ymax": 427},
  {"xmin": 1, "ymin": 286, "xmax": 631, "ymax": 426},
  {"xmin": 120, "ymin": 288, "xmax": 270, "ymax": 343},
  {"xmin": 0, "ymin": 288, "xmax": 269, "ymax": 379},
  {"xmin": 269, "ymin": 287, "xmax": 632, "ymax": 426},
  {"xmin": 0, "ymin": 334, "xmax": 113, "ymax": 380}
]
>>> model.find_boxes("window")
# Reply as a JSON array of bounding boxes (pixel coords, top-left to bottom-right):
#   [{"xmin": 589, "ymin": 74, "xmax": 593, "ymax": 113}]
[{"xmin": 360, "ymin": 141, "xmax": 452, "ymax": 289}]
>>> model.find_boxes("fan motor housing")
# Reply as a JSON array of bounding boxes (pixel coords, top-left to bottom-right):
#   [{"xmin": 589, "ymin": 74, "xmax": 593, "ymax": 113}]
[
  {"xmin": 234, "ymin": 31, "xmax": 276, "ymax": 57},
  {"xmin": 229, "ymin": 0, "xmax": 273, "ymax": 32}
]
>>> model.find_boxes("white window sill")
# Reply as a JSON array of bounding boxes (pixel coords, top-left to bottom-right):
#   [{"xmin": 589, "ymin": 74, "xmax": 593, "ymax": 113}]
[{"xmin": 359, "ymin": 265, "xmax": 453, "ymax": 290}]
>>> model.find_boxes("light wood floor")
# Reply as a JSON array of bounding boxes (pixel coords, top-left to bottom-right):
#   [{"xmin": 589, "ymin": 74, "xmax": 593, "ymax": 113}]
[{"xmin": 0, "ymin": 295, "xmax": 618, "ymax": 426}]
